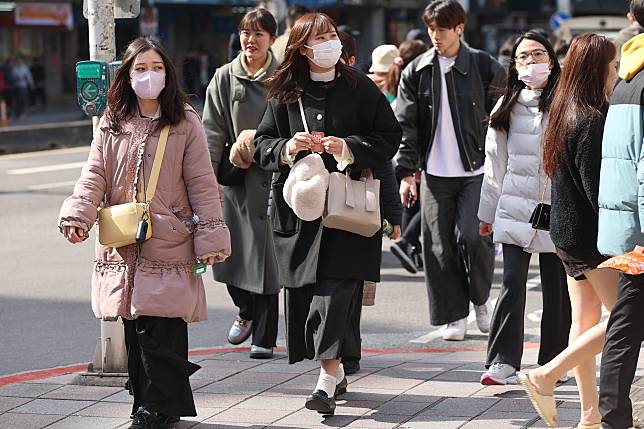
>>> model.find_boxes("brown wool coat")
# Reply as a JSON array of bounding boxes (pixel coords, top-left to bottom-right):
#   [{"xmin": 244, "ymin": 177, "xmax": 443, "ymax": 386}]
[{"xmin": 58, "ymin": 108, "xmax": 231, "ymax": 323}]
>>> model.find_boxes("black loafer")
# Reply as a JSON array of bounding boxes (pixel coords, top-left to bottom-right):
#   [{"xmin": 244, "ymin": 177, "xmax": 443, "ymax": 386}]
[
  {"xmin": 335, "ymin": 377, "xmax": 348, "ymax": 396},
  {"xmin": 305, "ymin": 390, "xmax": 335, "ymax": 415},
  {"xmin": 128, "ymin": 407, "xmax": 167, "ymax": 429}
]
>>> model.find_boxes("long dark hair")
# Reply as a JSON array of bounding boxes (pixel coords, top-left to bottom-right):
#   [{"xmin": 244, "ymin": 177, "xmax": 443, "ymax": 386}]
[
  {"xmin": 106, "ymin": 37, "xmax": 192, "ymax": 132},
  {"xmin": 383, "ymin": 40, "xmax": 428, "ymax": 95},
  {"xmin": 543, "ymin": 33, "xmax": 616, "ymax": 177},
  {"xmin": 489, "ymin": 31, "xmax": 560, "ymax": 132},
  {"xmin": 264, "ymin": 13, "xmax": 356, "ymax": 105}
]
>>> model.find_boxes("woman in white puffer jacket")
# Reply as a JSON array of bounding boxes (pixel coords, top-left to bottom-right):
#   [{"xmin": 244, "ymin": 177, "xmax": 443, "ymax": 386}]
[{"xmin": 477, "ymin": 31, "xmax": 571, "ymax": 386}]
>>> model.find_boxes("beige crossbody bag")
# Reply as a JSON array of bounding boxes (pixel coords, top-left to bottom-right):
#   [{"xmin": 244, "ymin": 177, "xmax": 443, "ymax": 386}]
[{"xmin": 97, "ymin": 125, "xmax": 170, "ymax": 248}]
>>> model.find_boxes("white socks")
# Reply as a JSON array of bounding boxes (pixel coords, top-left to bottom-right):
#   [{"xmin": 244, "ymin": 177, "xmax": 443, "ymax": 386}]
[
  {"xmin": 315, "ymin": 364, "xmax": 345, "ymax": 397},
  {"xmin": 315, "ymin": 373, "xmax": 336, "ymax": 397},
  {"xmin": 336, "ymin": 364, "xmax": 345, "ymax": 382}
]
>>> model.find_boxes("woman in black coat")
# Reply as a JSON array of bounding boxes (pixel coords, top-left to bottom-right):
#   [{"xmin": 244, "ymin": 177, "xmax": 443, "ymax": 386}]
[{"xmin": 254, "ymin": 12, "xmax": 401, "ymax": 415}]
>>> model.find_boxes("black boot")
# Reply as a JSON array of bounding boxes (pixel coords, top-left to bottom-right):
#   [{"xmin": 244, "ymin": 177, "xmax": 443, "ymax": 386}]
[{"xmin": 390, "ymin": 238, "xmax": 417, "ymax": 274}]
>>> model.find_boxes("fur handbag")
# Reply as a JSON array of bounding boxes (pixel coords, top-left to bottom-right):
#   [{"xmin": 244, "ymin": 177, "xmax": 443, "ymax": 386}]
[{"xmin": 283, "ymin": 153, "xmax": 330, "ymax": 221}]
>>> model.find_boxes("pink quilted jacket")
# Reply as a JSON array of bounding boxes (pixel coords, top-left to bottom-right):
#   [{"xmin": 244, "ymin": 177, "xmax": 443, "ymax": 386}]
[{"xmin": 58, "ymin": 108, "xmax": 231, "ymax": 322}]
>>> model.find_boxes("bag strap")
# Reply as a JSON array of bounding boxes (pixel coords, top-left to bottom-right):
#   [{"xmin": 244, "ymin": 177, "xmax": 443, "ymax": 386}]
[
  {"xmin": 298, "ymin": 98, "xmax": 310, "ymax": 134},
  {"xmin": 539, "ymin": 177, "xmax": 549, "ymax": 204},
  {"xmin": 343, "ymin": 170, "xmax": 379, "ymax": 212},
  {"xmin": 145, "ymin": 125, "xmax": 170, "ymax": 203}
]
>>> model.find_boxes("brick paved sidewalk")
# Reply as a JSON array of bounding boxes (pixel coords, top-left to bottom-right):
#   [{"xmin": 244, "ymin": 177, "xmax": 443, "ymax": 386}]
[{"xmin": 0, "ymin": 348, "xmax": 642, "ymax": 429}]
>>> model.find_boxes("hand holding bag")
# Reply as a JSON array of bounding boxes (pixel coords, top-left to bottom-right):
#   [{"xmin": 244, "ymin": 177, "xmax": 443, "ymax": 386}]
[
  {"xmin": 529, "ymin": 178, "xmax": 550, "ymax": 231},
  {"xmin": 97, "ymin": 125, "xmax": 170, "ymax": 248}
]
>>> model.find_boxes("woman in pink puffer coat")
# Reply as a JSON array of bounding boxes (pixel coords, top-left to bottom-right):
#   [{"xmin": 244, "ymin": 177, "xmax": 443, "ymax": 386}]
[{"xmin": 58, "ymin": 37, "xmax": 230, "ymax": 429}]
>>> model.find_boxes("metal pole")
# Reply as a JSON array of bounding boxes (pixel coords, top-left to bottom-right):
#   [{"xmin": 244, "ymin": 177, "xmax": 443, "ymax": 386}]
[
  {"xmin": 85, "ymin": 0, "xmax": 128, "ymax": 376},
  {"xmin": 557, "ymin": 0, "xmax": 572, "ymax": 15}
]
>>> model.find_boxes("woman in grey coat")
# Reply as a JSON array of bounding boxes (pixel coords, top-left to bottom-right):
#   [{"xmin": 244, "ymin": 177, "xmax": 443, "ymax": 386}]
[{"xmin": 202, "ymin": 8, "xmax": 280, "ymax": 359}]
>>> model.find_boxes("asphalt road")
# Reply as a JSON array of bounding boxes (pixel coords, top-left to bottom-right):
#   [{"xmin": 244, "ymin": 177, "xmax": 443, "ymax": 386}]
[{"xmin": 0, "ymin": 146, "xmax": 549, "ymax": 376}]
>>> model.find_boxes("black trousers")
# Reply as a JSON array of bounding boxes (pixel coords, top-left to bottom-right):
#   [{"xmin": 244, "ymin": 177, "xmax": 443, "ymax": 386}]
[
  {"xmin": 285, "ymin": 279, "xmax": 363, "ymax": 364},
  {"xmin": 227, "ymin": 285, "xmax": 278, "ymax": 348},
  {"xmin": 123, "ymin": 316, "xmax": 200, "ymax": 417},
  {"xmin": 486, "ymin": 244, "xmax": 571, "ymax": 369},
  {"xmin": 402, "ymin": 192, "xmax": 421, "ymax": 248},
  {"xmin": 420, "ymin": 174, "xmax": 495, "ymax": 325},
  {"xmin": 600, "ymin": 274, "xmax": 644, "ymax": 429}
]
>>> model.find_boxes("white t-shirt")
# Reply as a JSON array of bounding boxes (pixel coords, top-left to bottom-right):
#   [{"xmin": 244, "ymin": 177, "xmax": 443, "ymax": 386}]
[{"xmin": 426, "ymin": 55, "xmax": 484, "ymax": 177}]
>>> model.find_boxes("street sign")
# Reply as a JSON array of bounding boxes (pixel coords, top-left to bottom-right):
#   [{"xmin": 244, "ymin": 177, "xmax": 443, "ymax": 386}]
[
  {"xmin": 550, "ymin": 10, "xmax": 571, "ymax": 30},
  {"xmin": 83, "ymin": 0, "xmax": 140, "ymax": 19}
]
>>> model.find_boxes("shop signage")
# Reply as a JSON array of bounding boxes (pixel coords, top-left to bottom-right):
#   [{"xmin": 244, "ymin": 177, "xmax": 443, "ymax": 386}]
[{"xmin": 14, "ymin": 3, "xmax": 73, "ymax": 28}]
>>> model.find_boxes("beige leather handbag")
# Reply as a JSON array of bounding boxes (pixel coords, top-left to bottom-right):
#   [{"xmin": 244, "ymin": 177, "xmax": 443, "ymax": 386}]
[
  {"xmin": 323, "ymin": 169, "xmax": 381, "ymax": 237},
  {"xmin": 98, "ymin": 125, "xmax": 170, "ymax": 248},
  {"xmin": 296, "ymin": 97, "xmax": 382, "ymax": 237}
]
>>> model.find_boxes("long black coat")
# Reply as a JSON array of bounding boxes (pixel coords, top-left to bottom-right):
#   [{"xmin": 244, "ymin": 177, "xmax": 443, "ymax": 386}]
[{"xmin": 254, "ymin": 72, "xmax": 402, "ymax": 288}]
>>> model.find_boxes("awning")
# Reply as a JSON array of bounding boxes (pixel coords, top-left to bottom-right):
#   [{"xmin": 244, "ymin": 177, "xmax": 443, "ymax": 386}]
[
  {"xmin": 151, "ymin": 0, "xmax": 341, "ymax": 5},
  {"xmin": 287, "ymin": 0, "xmax": 341, "ymax": 6},
  {"xmin": 151, "ymin": 0, "xmax": 255, "ymax": 4}
]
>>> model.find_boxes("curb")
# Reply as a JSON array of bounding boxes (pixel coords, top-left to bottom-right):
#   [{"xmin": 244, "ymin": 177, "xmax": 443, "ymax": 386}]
[{"xmin": 0, "ymin": 343, "xmax": 540, "ymax": 388}]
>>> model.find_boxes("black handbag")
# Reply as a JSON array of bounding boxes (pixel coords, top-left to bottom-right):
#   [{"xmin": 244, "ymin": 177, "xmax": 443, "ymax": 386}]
[
  {"xmin": 529, "ymin": 202, "xmax": 551, "ymax": 231},
  {"xmin": 529, "ymin": 179, "xmax": 550, "ymax": 231},
  {"xmin": 217, "ymin": 142, "xmax": 246, "ymax": 186}
]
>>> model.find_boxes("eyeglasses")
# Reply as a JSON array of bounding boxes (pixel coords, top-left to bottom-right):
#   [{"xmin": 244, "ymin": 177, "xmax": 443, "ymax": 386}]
[{"xmin": 515, "ymin": 49, "xmax": 548, "ymax": 64}]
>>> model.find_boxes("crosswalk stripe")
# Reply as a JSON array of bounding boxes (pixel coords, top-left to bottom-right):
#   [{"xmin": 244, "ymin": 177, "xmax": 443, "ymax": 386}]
[{"xmin": 7, "ymin": 162, "xmax": 85, "ymax": 175}]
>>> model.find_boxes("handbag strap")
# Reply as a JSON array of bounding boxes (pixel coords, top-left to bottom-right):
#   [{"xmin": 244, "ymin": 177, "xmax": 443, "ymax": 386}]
[
  {"xmin": 144, "ymin": 125, "xmax": 170, "ymax": 203},
  {"xmin": 343, "ymin": 170, "xmax": 379, "ymax": 212},
  {"xmin": 539, "ymin": 177, "xmax": 549, "ymax": 203},
  {"xmin": 297, "ymin": 98, "xmax": 310, "ymax": 134}
]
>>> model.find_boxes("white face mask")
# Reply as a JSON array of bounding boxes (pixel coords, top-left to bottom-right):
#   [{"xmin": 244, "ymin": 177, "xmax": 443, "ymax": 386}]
[
  {"xmin": 130, "ymin": 70, "xmax": 166, "ymax": 100},
  {"xmin": 304, "ymin": 39, "xmax": 343, "ymax": 69},
  {"xmin": 516, "ymin": 62, "xmax": 551, "ymax": 89}
]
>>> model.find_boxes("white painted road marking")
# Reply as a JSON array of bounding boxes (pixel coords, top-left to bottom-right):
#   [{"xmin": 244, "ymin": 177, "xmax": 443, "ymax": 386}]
[
  {"xmin": 7, "ymin": 161, "xmax": 85, "ymax": 175},
  {"xmin": 27, "ymin": 180, "xmax": 77, "ymax": 191},
  {"xmin": 0, "ymin": 146, "xmax": 89, "ymax": 161}
]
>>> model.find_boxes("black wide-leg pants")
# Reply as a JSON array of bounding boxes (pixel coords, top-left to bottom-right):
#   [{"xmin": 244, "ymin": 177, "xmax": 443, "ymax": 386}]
[
  {"xmin": 123, "ymin": 316, "xmax": 200, "ymax": 417},
  {"xmin": 485, "ymin": 244, "xmax": 571, "ymax": 370},
  {"xmin": 226, "ymin": 285, "xmax": 279, "ymax": 348}
]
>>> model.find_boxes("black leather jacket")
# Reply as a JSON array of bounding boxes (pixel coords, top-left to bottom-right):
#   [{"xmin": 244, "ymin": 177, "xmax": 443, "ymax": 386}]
[{"xmin": 394, "ymin": 43, "xmax": 506, "ymax": 178}]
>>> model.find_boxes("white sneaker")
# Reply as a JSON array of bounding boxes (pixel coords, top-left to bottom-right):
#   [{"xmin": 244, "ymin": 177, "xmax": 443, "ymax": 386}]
[
  {"xmin": 475, "ymin": 298, "xmax": 494, "ymax": 334},
  {"xmin": 442, "ymin": 318, "xmax": 467, "ymax": 341},
  {"xmin": 480, "ymin": 362, "xmax": 518, "ymax": 385}
]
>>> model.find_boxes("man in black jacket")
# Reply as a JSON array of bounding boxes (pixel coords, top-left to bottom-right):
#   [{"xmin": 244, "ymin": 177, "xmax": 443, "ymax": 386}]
[{"xmin": 394, "ymin": 0, "xmax": 506, "ymax": 341}]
